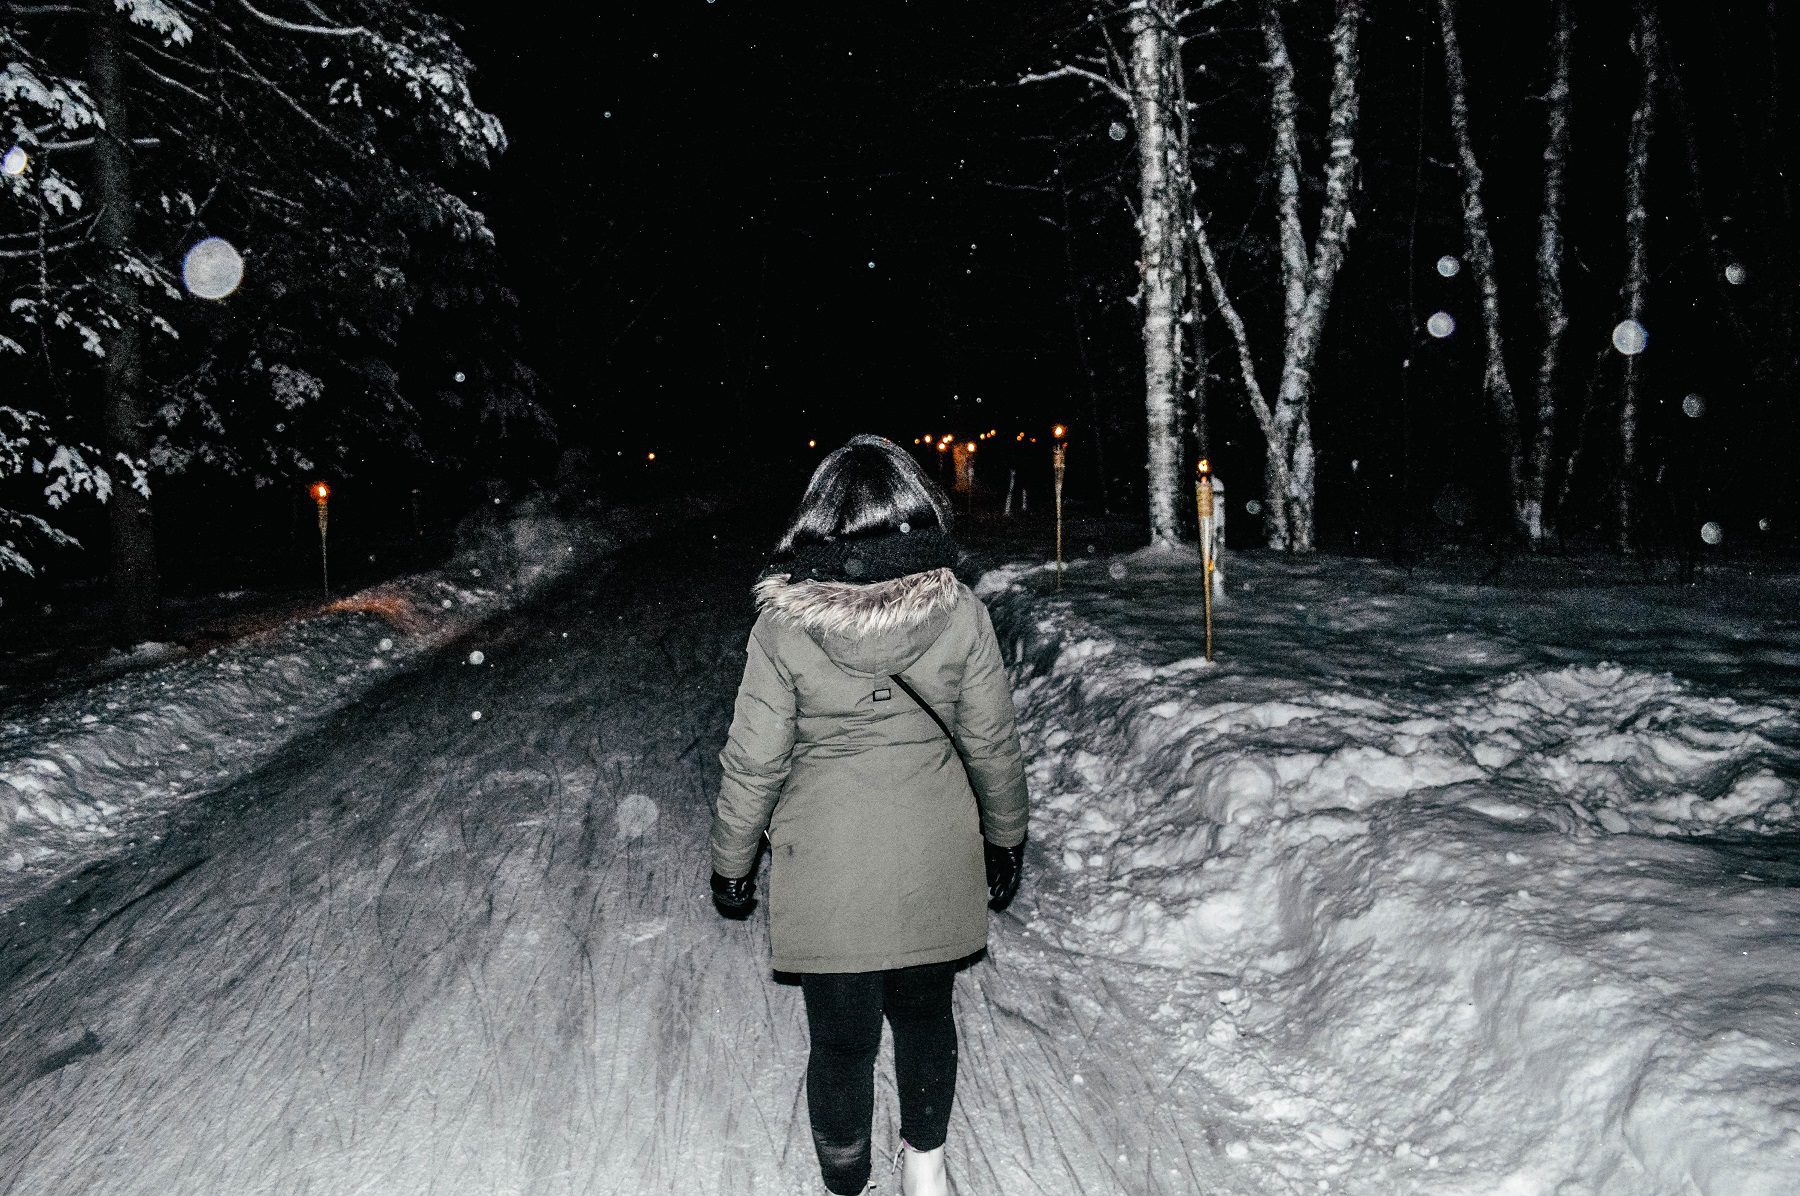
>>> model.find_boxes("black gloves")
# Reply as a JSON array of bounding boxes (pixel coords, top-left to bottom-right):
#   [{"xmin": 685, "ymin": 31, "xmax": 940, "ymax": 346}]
[
  {"xmin": 711, "ymin": 870, "xmax": 756, "ymax": 919},
  {"xmin": 984, "ymin": 839, "xmax": 1025, "ymax": 911}
]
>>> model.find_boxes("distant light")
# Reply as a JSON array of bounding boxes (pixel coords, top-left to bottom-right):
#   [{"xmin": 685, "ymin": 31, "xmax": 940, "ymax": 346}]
[
  {"xmin": 1051, "ymin": 424, "xmax": 1067, "ymax": 439},
  {"xmin": 965, "ymin": 441, "xmax": 977, "ymax": 452},
  {"xmin": 1611, "ymin": 319, "xmax": 1648, "ymax": 356},
  {"xmin": 936, "ymin": 441, "xmax": 949, "ymax": 452},
  {"xmin": 182, "ymin": 236, "xmax": 245, "ymax": 300},
  {"xmin": 807, "ymin": 439, "xmax": 817, "ymax": 448},
  {"xmin": 1, "ymin": 145, "xmax": 27, "ymax": 176},
  {"xmin": 646, "ymin": 451, "xmax": 656, "ymax": 461},
  {"xmin": 311, "ymin": 482, "xmax": 331, "ymax": 503},
  {"xmin": 1197, "ymin": 458, "xmax": 1211, "ymax": 475},
  {"xmin": 1015, "ymin": 432, "xmax": 1024, "ymax": 441}
]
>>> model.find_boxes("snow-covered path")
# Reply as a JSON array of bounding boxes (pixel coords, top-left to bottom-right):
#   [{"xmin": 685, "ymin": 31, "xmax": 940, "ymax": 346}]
[{"xmin": 0, "ymin": 517, "xmax": 1232, "ymax": 1196}]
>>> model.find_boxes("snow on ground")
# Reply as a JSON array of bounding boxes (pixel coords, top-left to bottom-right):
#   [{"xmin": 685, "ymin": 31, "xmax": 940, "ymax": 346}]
[
  {"xmin": 0, "ymin": 493, "xmax": 713, "ymax": 906},
  {"xmin": 980, "ymin": 547, "xmax": 1800, "ymax": 1195},
  {"xmin": 2, "ymin": 513, "xmax": 1796, "ymax": 1195}
]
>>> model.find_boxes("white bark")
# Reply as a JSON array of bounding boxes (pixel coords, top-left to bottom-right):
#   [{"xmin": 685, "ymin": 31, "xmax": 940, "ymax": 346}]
[
  {"xmin": 1263, "ymin": 0, "xmax": 1362, "ymax": 553},
  {"xmin": 1194, "ymin": 0, "xmax": 1361, "ymax": 554},
  {"xmin": 1618, "ymin": 1, "xmax": 1658, "ymax": 552},
  {"xmin": 1264, "ymin": 10, "xmax": 1308, "ymax": 345},
  {"xmin": 1127, "ymin": 1, "xmax": 1189, "ymax": 548},
  {"xmin": 1526, "ymin": 0, "xmax": 1574, "ymax": 545},
  {"xmin": 1437, "ymin": 0, "xmax": 1526, "ymax": 538}
]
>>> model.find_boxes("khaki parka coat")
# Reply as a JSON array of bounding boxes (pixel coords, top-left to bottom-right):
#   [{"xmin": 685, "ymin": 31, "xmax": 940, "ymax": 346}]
[{"xmin": 711, "ymin": 566, "xmax": 1030, "ymax": 974}]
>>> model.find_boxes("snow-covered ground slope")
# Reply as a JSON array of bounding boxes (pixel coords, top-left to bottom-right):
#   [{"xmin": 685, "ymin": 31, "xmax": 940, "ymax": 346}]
[
  {"xmin": 981, "ymin": 549, "xmax": 1800, "ymax": 1195},
  {"xmin": 0, "ymin": 494, "xmax": 712, "ymax": 907}
]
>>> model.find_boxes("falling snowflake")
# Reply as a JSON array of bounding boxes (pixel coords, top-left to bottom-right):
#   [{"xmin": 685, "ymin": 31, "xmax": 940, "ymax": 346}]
[
  {"xmin": 1758, "ymin": 518, "xmax": 1771, "ymax": 533},
  {"xmin": 471, "ymin": 710, "xmax": 483, "ymax": 720},
  {"xmin": 1108, "ymin": 121, "xmax": 1128, "ymax": 142},
  {"xmin": 468, "ymin": 650, "xmax": 485, "ymax": 665},
  {"xmin": 1, "ymin": 146, "xmax": 27, "ymax": 176},
  {"xmin": 1245, "ymin": 500, "xmax": 1263, "ymax": 515},
  {"xmin": 1436, "ymin": 255, "xmax": 1461, "ymax": 278},
  {"xmin": 1724, "ymin": 262, "xmax": 1747, "ymax": 286},
  {"xmin": 1427, "ymin": 312, "xmax": 1456, "ymax": 338},
  {"xmin": 182, "ymin": 237, "xmax": 245, "ymax": 300},
  {"xmin": 1611, "ymin": 319, "xmax": 1648, "ymax": 356},
  {"xmin": 1682, "ymin": 393, "xmax": 1705, "ymax": 418},
  {"xmin": 1700, "ymin": 522, "xmax": 1723, "ymax": 545}
]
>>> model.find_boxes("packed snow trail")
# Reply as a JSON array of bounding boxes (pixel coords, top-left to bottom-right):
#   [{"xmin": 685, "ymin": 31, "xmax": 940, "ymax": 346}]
[{"xmin": 0, "ymin": 516, "xmax": 1238, "ymax": 1196}]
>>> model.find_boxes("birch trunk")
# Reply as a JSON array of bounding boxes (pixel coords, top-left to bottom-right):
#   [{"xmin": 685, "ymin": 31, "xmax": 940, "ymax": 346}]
[
  {"xmin": 1437, "ymin": 0, "xmax": 1525, "ymax": 538},
  {"xmin": 85, "ymin": 0, "xmax": 161, "ymax": 637},
  {"xmin": 1525, "ymin": 0, "xmax": 1574, "ymax": 545},
  {"xmin": 1617, "ymin": 1, "xmax": 1659, "ymax": 552},
  {"xmin": 1126, "ymin": 1, "xmax": 1188, "ymax": 548},
  {"xmin": 1263, "ymin": 0, "xmax": 1362, "ymax": 553}
]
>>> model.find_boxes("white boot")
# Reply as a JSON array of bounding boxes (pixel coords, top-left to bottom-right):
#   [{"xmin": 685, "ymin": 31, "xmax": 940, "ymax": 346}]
[{"xmin": 898, "ymin": 1141, "xmax": 949, "ymax": 1196}]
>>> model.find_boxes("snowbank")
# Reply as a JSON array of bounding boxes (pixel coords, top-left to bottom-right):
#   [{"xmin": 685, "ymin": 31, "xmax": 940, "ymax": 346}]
[
  {"xmin": 0, "ymin": 493, "xmax": 713, "ymax": 906},
  {"xmin": 981, "ymin": 549, "xmax": 1800, "ymax": 1195}
]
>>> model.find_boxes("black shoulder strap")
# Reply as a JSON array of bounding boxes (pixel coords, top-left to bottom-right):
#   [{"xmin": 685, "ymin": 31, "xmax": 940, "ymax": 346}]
[{"xmin": 890, "ymin": 672, "xmax": 955, "ymax": 743}]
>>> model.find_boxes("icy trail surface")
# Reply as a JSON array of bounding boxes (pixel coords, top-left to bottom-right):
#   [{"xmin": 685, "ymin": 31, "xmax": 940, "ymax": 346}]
[{"xmin": 0, "ymin": 518, "xmax": 1238, "ymax": 1196}]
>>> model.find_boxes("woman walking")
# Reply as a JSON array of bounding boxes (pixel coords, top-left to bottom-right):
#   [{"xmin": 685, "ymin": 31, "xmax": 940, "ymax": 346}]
[{"xmin": 710, "ymin": 434, "xmax": 1030, "ymax": 1195}]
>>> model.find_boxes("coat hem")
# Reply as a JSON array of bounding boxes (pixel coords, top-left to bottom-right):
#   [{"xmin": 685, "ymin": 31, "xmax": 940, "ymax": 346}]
[{"xmin": 772, "ymin": 938, "xmax": 985, "ymax": 975}]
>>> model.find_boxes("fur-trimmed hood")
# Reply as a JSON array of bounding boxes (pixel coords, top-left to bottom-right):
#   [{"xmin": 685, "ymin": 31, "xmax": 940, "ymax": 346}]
[{"xmin": 753, "ymin": 566, "xmax": 962, "ymax": 675}]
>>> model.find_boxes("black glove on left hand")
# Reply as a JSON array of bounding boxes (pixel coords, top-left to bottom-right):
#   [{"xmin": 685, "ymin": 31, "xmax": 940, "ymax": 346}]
[
  {"xmin": 984, "ymin": 839, "xmax": 1025, "ymax": 911},
  {"xmin": 711, "ymin": 870, "xmax": 756, "ymax": 919}
]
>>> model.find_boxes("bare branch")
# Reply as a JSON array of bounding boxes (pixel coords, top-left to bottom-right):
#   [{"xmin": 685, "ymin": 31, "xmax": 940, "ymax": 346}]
[
  {"xmin": 1018, "ymin": 64, "xmax": 1131, "ymax": 106},
  {"xmin": 234, "ymin": 0, "xmax": 364, "ymax": 37},
  {"xmin": 1193, "ymin": 212, "xmax": 1273, "ymax": 437}
]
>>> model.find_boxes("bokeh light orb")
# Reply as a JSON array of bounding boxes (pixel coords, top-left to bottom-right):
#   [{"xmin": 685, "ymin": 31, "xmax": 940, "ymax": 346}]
[
  {"xmin": 1724, "ymin": 262, "xmax": 1747, "ymax": 286},
  {"xmin": 1700, "ymin": 521, "xmax": 1723, "ymax": 546},
  {"xmin": 1245, "ymin": 499, "xmax": 1263, "ymax": 515},
  {"xmin": 1682, "ymin": 393, "xmax": 1705, "ymax": 418},
  {"xmin": 1108, "ymin": 121, "xmax": 1128, "ymax": 142},
  {"xmin": 1427, "ymin": 311, "xmax": 1456, "ymax": 338},
  {"xmin": 1611, "ymin": 319, "xmax": 1648, "ymax": 355},
  {"xmin": 1436, "ymin": 255, "xmax": 1461, "ymax": 278},
  {"xmin": 181, "ymin": 236, "xmax": 245, "ymax": 300}
]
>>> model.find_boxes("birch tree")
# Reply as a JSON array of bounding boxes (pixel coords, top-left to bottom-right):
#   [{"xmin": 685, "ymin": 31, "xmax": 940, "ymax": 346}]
[
  {"xmin": 1194, "ymin": 0, "xmax": 1363, "ymax": 552},
  {"xmin": 1125, "ymin": 0, "xmax": 1189, "ymax": 547},
  {"xmin": 1525, "ymin": 0, "xmax": 1574, "ymax": 544},
  {"xmin": 1435, "ymin": 0, "xmax": 1574, "ymax": 546},
  {"xmin": 1436, "ymin": 0, "xmax": 1523, "ymax": 539},
  {"xmin": 1020, "ymin": 1, "xmax": 1195, "ymax": 547},
  {"xmin": 1617, "ymin": 0, "xmax": 1659, "ymax": 551}
]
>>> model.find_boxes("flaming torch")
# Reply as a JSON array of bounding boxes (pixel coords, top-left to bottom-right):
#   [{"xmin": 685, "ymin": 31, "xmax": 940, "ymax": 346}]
[{"xmin": 311, "ymin": 481, "xmax": 332, "ymax": 597}]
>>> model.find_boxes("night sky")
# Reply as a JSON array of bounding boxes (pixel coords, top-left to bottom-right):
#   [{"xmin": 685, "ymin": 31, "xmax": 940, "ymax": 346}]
[
  {"xmin": 446, "ymin": 0, "xmax": 1068, "ymax": 469},
  {"xmin": 438, "ymin": 0, "xmax": 1796, "ymax": 547}
]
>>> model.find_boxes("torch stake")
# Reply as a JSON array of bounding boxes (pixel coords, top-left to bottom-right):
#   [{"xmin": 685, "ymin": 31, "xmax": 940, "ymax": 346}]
[
  {"xmin": 317, "ymin": 502, "xmax": 330, "ymax": 597},
  {"xmin": 1053, "ymin": 441, "xmax": 1068, "ymax": 590},
  {"xmin": 1196, "ymin": 471, "xmax": 1214, "ymax": 662}
]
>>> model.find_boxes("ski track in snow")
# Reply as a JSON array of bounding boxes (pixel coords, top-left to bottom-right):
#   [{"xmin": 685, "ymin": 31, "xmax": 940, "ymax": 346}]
[{"xmin": 0, "ymin": 518, "xmax": 1240, "ymax": 1196}]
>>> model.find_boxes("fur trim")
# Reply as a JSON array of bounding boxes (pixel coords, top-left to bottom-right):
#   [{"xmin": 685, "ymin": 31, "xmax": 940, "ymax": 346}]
[{"xmin": 753, "ymin": 566, "xmax": 961, "ymax": 639}]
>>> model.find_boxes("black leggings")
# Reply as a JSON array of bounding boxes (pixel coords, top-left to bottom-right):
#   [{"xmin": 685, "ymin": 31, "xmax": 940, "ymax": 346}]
[{"xmin": 799, "ymin": 961, "xmax": 959, "ymax": 1195}]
